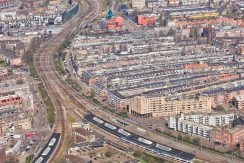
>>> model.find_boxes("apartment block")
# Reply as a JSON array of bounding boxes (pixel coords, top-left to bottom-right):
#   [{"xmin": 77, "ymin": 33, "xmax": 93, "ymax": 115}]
[
  {"xmin": 168, "ymin": 0, "xmax": 180, "ymax": 6},
  {"xmin": 129, "ymin": 95, "xmax": 211, "ymax": 117},
  {"xmin": 210, "ymin": 127, "xmax": 244, "ymax": 147},
  {"xmin": 179, "ymin": 114, "xmax": 234, "ymax": 127},
  {"xmin": 163, "ymin": 7, "xmax": 217, "ymax": 19},
  {"xmin": 181, "ymin": 0, "xmax": 209, "ymax": 6},
  {"xmin": 73, "ymin": 29, "xmax": 244, "ymax": 111},
  {"xmin": 132, "ymin": 0, "xmax": 145, "ymax": 9},
  {"xmin": 0, "ymin": 0, "xmax": 15, "ymax": 9},
  {"xmin": 168, "ymin": 113, "xmax": 235, "ymax": 138},
  {"xmin": 107, "ymin": 91, "xmax": 128, "ymax": 110},
  {"xmin": 169, "ymin": 113, "xmax": 235, "ymax": 129},
  {"xmin": 177, "ymin": 120, "xmax": 212, "ymax": 138},
  {"xmin": 105, "ymin": 17, "xmax": 123, "ymax": 30},
  {"xmin": 138, "ymin": 14, "xmax": 157, "ymax": 26},
  {"xmin": 146, "ymin": 0, "xmax": 167, "ymax": 8},
  {"xmin": 233, "ymin": 94, "xmax": 244, "ymax": 110}
]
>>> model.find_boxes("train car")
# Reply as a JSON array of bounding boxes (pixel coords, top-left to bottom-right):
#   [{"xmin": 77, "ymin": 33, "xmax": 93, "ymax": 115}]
[
  {"xmin": 121, "ymin": 137, "xmax": 137, "ymax": 146},
  {"xmin": 48, "ymin": 138, "xmax": 56, "ymax": 146},
  {"xmin": 118, "ymin": 129, "xmax": 131, "ymax": 136},
  {"xmin": 35, "ymin": 157, "xmax": 44, "ymax": 163},
  {"xmin": 42, "ymin": 147, "xmax": 51, "ymax": 156},
  {"xmin": 104, "ymin": 123, "xmax": 117, "ymax": 130},
  {"xmin": 138, "ymin": 137, "xmax": 153, "ymax": 145},
  {"xmin": 93, "ymin": 117, "xmax": 104, "ymax": 124},
  {"xmin": 155, "ymin": 144, "xmax": 172, "ymax": 151}
]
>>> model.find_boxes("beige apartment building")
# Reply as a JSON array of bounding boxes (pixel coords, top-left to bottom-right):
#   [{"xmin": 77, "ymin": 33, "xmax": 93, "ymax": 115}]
[
  {"xmin": 132, "ymin": 0, "xmax": 145, "ymax": 9},
  {"xmin": 129, "ymin": 95, "xmax": 212, "ymax": 117}
]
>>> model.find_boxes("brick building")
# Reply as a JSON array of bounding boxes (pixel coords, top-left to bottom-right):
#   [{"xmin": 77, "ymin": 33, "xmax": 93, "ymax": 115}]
[
  {"xmin": 210, "ymin": 127, "xmax": 244, "ymax": 147},
  {"xmin": 138, "ymin": 14, "xmax": 157, "ymax": 26},
  {"xmin": 105, "ymin": 17, "xmax": 123, "ymax": 31}
]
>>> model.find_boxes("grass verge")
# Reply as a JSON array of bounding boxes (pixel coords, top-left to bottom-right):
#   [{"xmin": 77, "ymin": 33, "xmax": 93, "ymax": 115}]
[
  {"xmin": 0, "ymin": 60, "xmax": 10, "ymax": 67},
  {"xmin": 38, "ymin": 83, "xmax": 55, "ymax": 126},
  {"xmin": 67, "ymin": 78, "xmax": 82, "ymax": 92},
  {"xmin": 54, "ymin": 53, "xmax": 66, "ymax": 75},
  {"xmin": 66, "ymin": 112, "xmax": 76, "ymax": 123},
  {"xmin": 22, "ymin": 37, "xmax": 55, "ymax": 126},
  {"xmin": 80, "ymin": 0, "xmax": 88, "ymax": 13},
  {"xmin": 132, "ymin": 150, "xmax": 166, "ymax": 163}
]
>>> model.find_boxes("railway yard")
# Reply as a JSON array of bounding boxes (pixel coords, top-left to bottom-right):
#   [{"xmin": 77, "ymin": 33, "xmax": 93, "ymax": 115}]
[
  {"xmin": 86, "ymin": 114, "xmax": 195, "ymax": 162},
  {"xmin": 32, "ymin": 0, "xmax": 244, "ymax": 162},
  {"xmin": 2, "ymin": 0, "xmax": 244, "ymax": 163},
  {"xmin": 33, "ymin": 0, "xmax": 103, "ymax": 162}
]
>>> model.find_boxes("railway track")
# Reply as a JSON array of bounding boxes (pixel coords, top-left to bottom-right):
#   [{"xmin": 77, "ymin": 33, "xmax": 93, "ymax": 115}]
[
  {"xmin": 34, "ymin": 0, "xmax": 102, "ymax": 162},
  {"xmin": 34, "ymin": 0, "xmax": 244, "ymax": 162}
]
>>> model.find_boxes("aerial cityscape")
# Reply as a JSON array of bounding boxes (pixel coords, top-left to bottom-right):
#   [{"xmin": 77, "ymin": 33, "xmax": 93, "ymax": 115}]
[{"xmin": 1, "ymin": 0, "xmax": 244, "ymax": 163}]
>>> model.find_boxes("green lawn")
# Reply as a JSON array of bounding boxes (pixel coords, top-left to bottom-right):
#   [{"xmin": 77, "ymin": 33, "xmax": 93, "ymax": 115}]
[
  {"xmin": 0, "ymin": 60, "xmax": 9, "ymax": 67},
  {"xmin": 133, "ymin": 150, "xmax": 166, "ymax": 163},
  {"xmin": 38, "ymin": 84, "xmax": 55, "ymax": 126}
]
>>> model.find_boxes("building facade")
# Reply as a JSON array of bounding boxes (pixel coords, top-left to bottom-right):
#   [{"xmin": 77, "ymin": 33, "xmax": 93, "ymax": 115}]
[
  {"xmin": 168, "ymin": 113, "xmax": 235, "ymax": 138},
  {"xmin": 233, "ymin": 94, "xmax": 244, "ymax": 110},
  {"xmin": 129, "ymin": 95, "xmax": 212, "ymax": 117},
  {"xmin": 210, "ymin": 127, "xmax": 244, "ymax": 147},
  {"xmin": 132, "ymin": 0, "xmax": 145, "ymax": 9},
  {"xmin": 181, "ymin": 0, "xmax": 209, "ymax": 6},
  {"xmin": 168, "ymin": 113, "xmax": 235, "ymax": 129},
  {"xmin": 179, "ymin": 114, "xmax": 234, "ymax": 127},
  {"xmin": 177, "ymin": 120, "xmax": 212, "ymax": 138},
  {"xmin": 138, "ymin": 14, "xmax": 157, "ymax": 26},
  {"xmin": 146, "ymin": 0, "xmax": 167, "ymax": 9},
  {"xmin": 105, "ymin": 17, "xmax": 123, "ymax": 30},
  {"xmin": 0, "ymin": 0, "xmax": 15, "ymax": 9}
]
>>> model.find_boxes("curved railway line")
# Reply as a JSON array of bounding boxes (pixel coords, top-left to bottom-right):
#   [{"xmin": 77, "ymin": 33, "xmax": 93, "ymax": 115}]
[
  {"xmin": 33, "ymin": 0, "xmax": 244, "ymax": 162},
  {"xmin": 34, "ymin": 0, "xmax": 102, "ymax": 162}
]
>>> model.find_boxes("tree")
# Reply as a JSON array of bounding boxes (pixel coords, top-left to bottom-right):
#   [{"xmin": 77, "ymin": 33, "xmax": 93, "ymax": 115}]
[
  {"xmin": 177, "ymin": 134, "xmax": 182, "ymax": 140},
  {"xmin": 192, "ymin": 138, "xmax": 201, "ymax": 146},
  {"xmin": 213, "ymin": 105, "xmax": 225, "ymax": 111},
  {"xmin": 183, "ymin": 135, "xmax": 191, "ymax": 143}
]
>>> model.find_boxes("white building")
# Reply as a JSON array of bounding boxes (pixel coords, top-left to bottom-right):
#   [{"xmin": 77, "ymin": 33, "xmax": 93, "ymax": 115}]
[
  {"xmin": 180, "ymin": 114, "xmax": 235, "ymax": 127},
  {"xmin": 180, "ymin": 0, "xmax": 209, "ymax": 6},
  {"xmin": 132, "ymin": 0, "xmax": 145, "ymax": 9},
  {"xmin": 146, "ymin": 0, "xmax": 167, "ymax": 9},
  {"xmin": 177, "ymin": 120, "xmax": 212, "ymax": 138},
  {"xmin": 168, "ymin": 116, "xmax": 177, "ymax": 129},
  {"xmin": 168, "ymin": 113, "xmax": 235, "ymax": 138}
]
